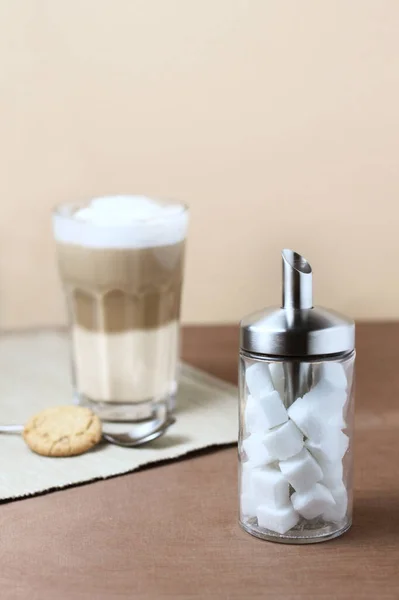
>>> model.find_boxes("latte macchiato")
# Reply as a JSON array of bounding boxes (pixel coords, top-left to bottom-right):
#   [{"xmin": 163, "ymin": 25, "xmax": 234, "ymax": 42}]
[{"xmin": 53, "ymin": 196, "xmax": 188, "ymax": 420}]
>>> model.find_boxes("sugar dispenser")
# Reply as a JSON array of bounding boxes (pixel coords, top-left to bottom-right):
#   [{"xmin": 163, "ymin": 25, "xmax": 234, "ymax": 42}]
[{"xmin": 239, "ymin": 249, "xmax": 355, "ymax": 543}]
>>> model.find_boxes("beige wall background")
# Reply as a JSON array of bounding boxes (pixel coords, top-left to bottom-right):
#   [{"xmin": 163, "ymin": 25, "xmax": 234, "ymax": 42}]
[{"xmin": 0, "ymin": 0, "xmax": 398, "ymax": 329}]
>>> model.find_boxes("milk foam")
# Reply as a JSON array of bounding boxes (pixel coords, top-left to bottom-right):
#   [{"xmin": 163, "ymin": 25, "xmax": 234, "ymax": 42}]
[{"xmin": 53, "ymin": 195, "xmax": 188, "ymax": 248}]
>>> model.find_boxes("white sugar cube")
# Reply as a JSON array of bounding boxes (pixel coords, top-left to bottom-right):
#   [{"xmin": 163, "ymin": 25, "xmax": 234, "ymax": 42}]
[
  {"xmin": 306, "ymin": 432, "xmax": 349, "ymax": 463},
  {"xmin": 322, "ymin": 386, "xmax": 347, "ymax": 425},
  {"xmin": 339, "ymin": 432, "xmax": 350, "ymax": 458},
  {"xmin": 252, "ymin": 466, "xmax": 290, "ymax": 509},
  {"xmin": 240, "ymin": 462, "xmax": 261, "ymax": 515},
  {"xmin": 263, "ymin": 420, "xmax": 304, "ymax": 460},
  {"xmin": 322, "ymin": 482, "xmax": 348, "ymax": 523},
  {"xmin": 246, "ymin": 363, "xmax": 274, "ymax": 397},
  {"xmin": 279, "ymin": 448, "xmax": 323, "ymax": 492},
  {"xmin": 288, "ymin": 385, "xmax": 346, "ymax": 442},
  {"xmin": 328, "ymin": 411, "xmax": 347, "ymax": 430},
  {"xmin": 241, "ymin": 460, "xmax": 256, "ymax": 491},
  {"xmin": 288, "ymin": 393, "xmax": 324, "ymax": 441},
  {"xmin": 261, "ymin": 391, "xmax": 288, "ymax": 429},
  {"xmin": 318, "ymin": 362, "xmax": 347, "ymax": 390},
  {"xmin": 256, "ymin": 503, "xmax": 299, "ymax": 534},
  {"xmin": 242, "ymin": 434, "xmax": 273, "ymax": 467},
  {"xmin": 291, "ymin": 483, "xmax": 336, "ymax": 520},
  {"xmin": 320, "ymin": 459, "xmax": 343, "ymax": 489},
  {"xmin": 269, "ymin": 362, "xmax": 285, "ymax": 399},
  {"xmin": 245, "ymin": 395, "xmax": 270, "ymax": 435},
  {"xmin": 245, "ymin": 391, "xmax": 288, "ymax": 435},
  {"xmin": 241, "ymin": 492, "xmax": 257, "ymax": 518}
]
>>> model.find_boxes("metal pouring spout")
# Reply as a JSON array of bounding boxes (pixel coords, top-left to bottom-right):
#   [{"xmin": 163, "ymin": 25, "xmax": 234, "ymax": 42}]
[
  {"xmin": 282, "ymin": 249, "xmax": 313, "ymax": 310},
  {"xmin": 282, "ymin": 249, "xmax": 312, "ymax": 404}
]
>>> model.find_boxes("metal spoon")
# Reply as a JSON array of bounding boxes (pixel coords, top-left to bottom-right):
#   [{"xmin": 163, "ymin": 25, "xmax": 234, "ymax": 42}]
[
  {"xmin": 0, "ymin": 416, "xmax": 176, "ymax": 448},
  {"xmin": 102, "ymin": 416, "xmax": 176, "ymax": 447}
]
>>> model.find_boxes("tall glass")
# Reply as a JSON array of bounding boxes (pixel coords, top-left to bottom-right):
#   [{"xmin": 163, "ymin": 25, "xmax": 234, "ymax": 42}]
[{"xmin": 53, "ymin": 196, "xmax": 189, "ymax": 421}]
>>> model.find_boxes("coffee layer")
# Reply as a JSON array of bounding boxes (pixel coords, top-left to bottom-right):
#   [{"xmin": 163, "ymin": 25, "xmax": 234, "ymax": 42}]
[
  {"xmin": 57, "ymin": 241, "xmax": 185, "ymax": 332},
  {"xmin": 66, "ymin": 286, "xmax": 182, "ymax": 332}
]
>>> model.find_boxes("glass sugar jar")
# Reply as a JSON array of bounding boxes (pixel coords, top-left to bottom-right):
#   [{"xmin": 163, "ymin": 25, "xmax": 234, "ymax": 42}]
[{"xmin": 239, "ymin": 250, "xmax": 355, "ymax": 544}]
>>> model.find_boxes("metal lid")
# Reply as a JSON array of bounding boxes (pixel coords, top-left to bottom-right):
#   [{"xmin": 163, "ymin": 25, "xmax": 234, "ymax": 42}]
[{"xmin": 240, "ymin": 249, "xmax": 355, "ymax": 358}]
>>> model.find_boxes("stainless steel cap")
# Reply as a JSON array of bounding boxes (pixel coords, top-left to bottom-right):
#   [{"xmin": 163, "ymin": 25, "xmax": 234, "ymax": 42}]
[{"xmin": 240, "ymin": 249, "xmax": 355, "ymax": 358}]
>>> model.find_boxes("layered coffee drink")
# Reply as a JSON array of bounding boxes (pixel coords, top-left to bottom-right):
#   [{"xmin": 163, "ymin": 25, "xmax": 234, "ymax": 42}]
[{"xmin": 53, "ymin": 196, "xmax": 188, "ymax": 420}]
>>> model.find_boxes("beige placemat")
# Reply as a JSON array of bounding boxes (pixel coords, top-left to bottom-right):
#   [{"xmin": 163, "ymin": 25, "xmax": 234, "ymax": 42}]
[{"xmin": 0, "ymin": 331, "xmax": 238, "ymax": 501}]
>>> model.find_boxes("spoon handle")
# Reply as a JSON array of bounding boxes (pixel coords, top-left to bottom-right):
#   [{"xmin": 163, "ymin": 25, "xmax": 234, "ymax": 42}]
[{"xmin": 0, "ymin": 424, "xmax": 24, "ymax": 433}]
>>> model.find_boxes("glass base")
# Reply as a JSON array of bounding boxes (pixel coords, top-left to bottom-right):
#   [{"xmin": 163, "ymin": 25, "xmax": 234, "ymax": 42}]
[
  {"xmin": 75, "ymin": 392, "xmax": 176, "ymax": 422},
  {"xmin": 239, "ymin": 516, "xmax": 351, "ymax": 544}
]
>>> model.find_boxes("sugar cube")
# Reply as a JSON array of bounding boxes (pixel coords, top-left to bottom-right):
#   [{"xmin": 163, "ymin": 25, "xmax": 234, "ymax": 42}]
[
  {"xmin": 320, "ymin": 459, "xmax": 343, "ymax": 489},
  {"xmin": 251, "ymin": 466, "xmax": 290, "ymax": 509},
  {"xmin": 305, "ymin": 431, "xmax": 349, "ymax": 463},
  {"xmin": 242, "ymin": 434, "xmax": 273, "ymax": 467},
  {"xmin": 246, "ymin": 363, "xmax": 274, "ymax": 397},
  {"xmin": 291, "ymin": 483, "xmax": 336, "ymax": 520},
  {"xmin": 279, "ymin": 448, "xmax": 323, "ymax": 492},
  {"xmin": 318, "ymin": 362, "xmax": 347, "ymax": 390},
  {"xmin": 269, "ymin": 362, "xmax": 285, "ymax": 399},
  {"xmin": 241, "ymin": 492, "xmax": 257, "ymax": 518},
  {"xmin": 263, "ymin": 420, "xmax": 304, "ymax": 460},
  {"xmin": 288, "ymin": 393, "xmax": 324, "ymax": 441},
  {"xmin": 241, "ymin": 460, "xmax": 256, "ymax": 492},
  {"xmin": 256, "ymin": 503, "xmax": 299, "ymax": 534},
  {"xmin": 288, "ymin": 385, "xmax": 346, "ymax": 442},
  {"xmin": 245, "ymin": 395, "xmax": 271, "ymax": 435},
  {"xmin": 245, "ymin": 391, "xmax": 288, "ymax": 435},
  {"xmin": 322, "ymin": 482, "xmax": 348, "ymax": 523}
]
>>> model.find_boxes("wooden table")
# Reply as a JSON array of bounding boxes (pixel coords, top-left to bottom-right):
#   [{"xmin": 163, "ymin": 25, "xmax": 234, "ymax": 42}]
[{"xmin": 1, "ymin": 324, "xmax": 398, "ymax": 599}]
